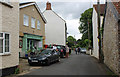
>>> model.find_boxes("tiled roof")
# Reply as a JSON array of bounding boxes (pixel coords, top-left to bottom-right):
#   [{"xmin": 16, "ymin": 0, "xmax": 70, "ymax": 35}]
[
  {"xmin": 113, "ymin": 1, "xmax": 120, "ymax": 14},
  {"xmin": 93, "ymin": 4, "xmax": 105, "ymax": 16}
]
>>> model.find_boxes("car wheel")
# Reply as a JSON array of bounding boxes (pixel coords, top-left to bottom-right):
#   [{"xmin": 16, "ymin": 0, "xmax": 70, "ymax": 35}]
[
  {"xmin": 57, "ymin": 57, "xmax": 60, "ymax": 62},
  {"xmin": 29, "ymin": 63, "xmax": 33, "ymax": 66}
]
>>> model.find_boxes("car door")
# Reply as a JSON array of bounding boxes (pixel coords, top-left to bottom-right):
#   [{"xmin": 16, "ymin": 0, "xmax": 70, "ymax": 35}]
[
  {"xmin": 52, "ymin": 50, "xmax": 58, "ymax": 61},
  {"xmin": 53, "ymin": 50, "xmax": 59, "ymax": 60}
]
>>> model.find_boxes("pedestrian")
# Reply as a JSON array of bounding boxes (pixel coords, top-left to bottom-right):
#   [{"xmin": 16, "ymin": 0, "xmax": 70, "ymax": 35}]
[
  {"xmin": 63, "ymin": 46, "xmax": 66, "ymax": 57},
  {"xmin": 69, "ymin": 48, "xmax": 71, "ymax": 55},
  {"xmin": 66, "ymin": 45, "xmax": 69, "ymax": 58},
  {"xmin": 78, "ymin": 47, "xmax": 81, "ymax": 54},
  {"xmin": 75, "ymin": 48, "xmax": 78, "ymax": 55},
  {"xmin": 53, "ymin": 44, "xmax": 57, "ymax": 50}
]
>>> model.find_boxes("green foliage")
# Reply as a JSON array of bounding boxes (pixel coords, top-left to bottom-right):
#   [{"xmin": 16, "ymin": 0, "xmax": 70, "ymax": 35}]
[
  {"xmin": 78, "ymin": 8, "xmax": 93, "ymax": 48},
  {"xmin": 84, "ymin": 39, "xmax": 91, "ymax": 49},
  {"xmin": 27, "ymin": 50, "xmax": 32, "ymax": 54},
  {"xmin": 15, "ymin": 67, "xmax": 19, "ymax": 74},
  {"xmin": 67, "ymin": 36, "xmax": 76, "ymax": 47}
]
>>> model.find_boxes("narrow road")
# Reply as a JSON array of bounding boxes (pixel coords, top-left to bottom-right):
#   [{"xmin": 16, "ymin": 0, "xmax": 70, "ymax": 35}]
[{"xmin": 19, "ymin": 51, "xmax": 108, "ymax": 76}]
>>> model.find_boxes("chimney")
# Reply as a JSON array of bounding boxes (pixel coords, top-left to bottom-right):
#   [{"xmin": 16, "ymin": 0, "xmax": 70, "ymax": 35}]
[{"xmin": 46, "ymin": 1, "xmax": 52, "ymax": 10}]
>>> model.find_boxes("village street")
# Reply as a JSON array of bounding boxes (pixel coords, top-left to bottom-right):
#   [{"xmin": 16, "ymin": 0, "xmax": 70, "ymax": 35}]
[
  {"xmin": 18, "ymin": 51, "xmax": 108, "ymax": 76},
  {"xmin": 1, "ymin": 0, "xmax": 120, "ymax": 76}
]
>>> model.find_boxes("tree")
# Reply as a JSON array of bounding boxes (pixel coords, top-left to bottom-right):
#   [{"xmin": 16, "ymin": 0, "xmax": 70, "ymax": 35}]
[
  {"xmin": 67, "ymin": 36, "xmax": 76, "ymax": 47},
  {"xmin": 78, "ymin": 8, "xmax": 93, "ymax": 48},
  {"xmin": 76, "ymin": 39, "xmax": 85, "ymax": 48}
]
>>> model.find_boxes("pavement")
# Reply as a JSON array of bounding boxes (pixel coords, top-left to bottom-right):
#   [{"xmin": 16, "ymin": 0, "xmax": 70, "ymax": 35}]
[{"xmin": 18, "ymin": 51, "xmax": 109, "ymax": 76}]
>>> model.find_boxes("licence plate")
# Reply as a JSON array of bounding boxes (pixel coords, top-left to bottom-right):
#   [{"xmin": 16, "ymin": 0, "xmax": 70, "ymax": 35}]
[{"xmin": 32, "ymin": 60, "xmax": 38, "ymax": 62}]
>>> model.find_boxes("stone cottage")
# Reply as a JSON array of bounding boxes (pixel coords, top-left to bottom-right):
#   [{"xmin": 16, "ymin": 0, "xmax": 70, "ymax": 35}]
[{"xmin": 103, "ymin": 1, "xmax": 120, "ymax": 75}]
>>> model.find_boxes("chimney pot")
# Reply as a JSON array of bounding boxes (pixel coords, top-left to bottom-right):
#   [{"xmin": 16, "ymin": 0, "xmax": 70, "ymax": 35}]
[{"xmin": 46, "ymin": 1, "xmax": 52, "ymax": 10}]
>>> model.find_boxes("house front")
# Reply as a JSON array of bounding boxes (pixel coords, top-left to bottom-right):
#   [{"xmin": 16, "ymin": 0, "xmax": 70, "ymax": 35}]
[
  {"xmin": 19, "ymin": 2, "xmax": 46, "ymax": 57},
  {"xmin": 103, "ymin": 1, "xmax": 120, "ymax": 75},
  {"xmin": 43, "ymin": 2, "xmax": 67, "ymax": 46},
  {"xmin": 92, "ymin": 4, "xmax": 105, "ymax": 59},
  {"xmin": 0, "ymin": 0, "xmax": 19, "ymax": 76}
]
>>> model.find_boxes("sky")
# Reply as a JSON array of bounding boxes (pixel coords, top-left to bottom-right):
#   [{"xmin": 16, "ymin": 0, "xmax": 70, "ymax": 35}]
[{"xmin": 20, "ymin": 0, "xmax": 105, "ymax": 40}]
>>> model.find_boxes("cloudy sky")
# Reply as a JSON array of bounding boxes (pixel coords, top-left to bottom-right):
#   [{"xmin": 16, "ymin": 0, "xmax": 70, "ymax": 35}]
[{"xmin": 20, "ymin": 0, "xmax": 105, "ymax": 40}]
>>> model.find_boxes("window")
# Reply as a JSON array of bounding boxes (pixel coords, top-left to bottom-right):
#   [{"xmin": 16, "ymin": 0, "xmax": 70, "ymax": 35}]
[
  {"xmin": 23, "ymin": 14, "xmax": 29, "ymax": 26},
  {"xmin": 0, "ymin": 33, "xmax": 10, "ymax": 55},
  {"xmin": 31, "ymin": 17, "xmax": 36, "ymax": 28},
  {"xmin": 0, "ymin": 33, "xmax": 3, "ymax": 53},
  {"xmin": 37, "ymin": 20, "xmax": 40, "ymax": 29}
]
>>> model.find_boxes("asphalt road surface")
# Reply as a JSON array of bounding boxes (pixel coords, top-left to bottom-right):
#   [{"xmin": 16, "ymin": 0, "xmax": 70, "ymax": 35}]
[{"xmin": 20, "ymin": 51, "xmax": 108, "ymax": 76}]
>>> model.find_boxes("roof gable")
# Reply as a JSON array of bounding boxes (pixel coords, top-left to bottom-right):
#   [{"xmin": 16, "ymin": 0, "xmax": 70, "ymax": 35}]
[
  {"xmin": 20, "ymin": 2, "xmax": 47, "ymax": 23},
  {"xmin": 43, "ymin": 10, "xmax": 66, "ymax": 23}
]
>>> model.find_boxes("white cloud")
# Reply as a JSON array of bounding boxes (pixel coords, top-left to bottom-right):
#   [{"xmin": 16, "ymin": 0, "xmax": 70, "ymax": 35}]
[{"xmin": 66, "ymin": 19, "xmax": 82, "ymax": 40}]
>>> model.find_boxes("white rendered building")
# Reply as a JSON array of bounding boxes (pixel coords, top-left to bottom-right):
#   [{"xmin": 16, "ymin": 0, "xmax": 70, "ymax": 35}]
[{"xmin": 43, "ymin": 2, "xmax": 67, "ymax": 46}]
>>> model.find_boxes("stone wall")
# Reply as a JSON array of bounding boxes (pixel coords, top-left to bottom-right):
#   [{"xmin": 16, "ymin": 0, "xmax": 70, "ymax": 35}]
[{"xmin": 103, "ymin": 3, "xmax": 119, "ymax": 75}]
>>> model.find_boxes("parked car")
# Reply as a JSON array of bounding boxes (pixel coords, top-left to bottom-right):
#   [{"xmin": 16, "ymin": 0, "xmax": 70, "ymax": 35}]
[
  {"xmin": 28, "ymin": 48, "xmax": 60, "ymax": 66},
  {"xmin": 56, "ymin": 45, "xmax": 66, "ymax": 58},
  {"xmin": 47, "ymin": 45, "xmax": 66, "ymax": 58},
  {"xmin": 81, "ymin": 48, "xmax": 87, "ymax": 54}
]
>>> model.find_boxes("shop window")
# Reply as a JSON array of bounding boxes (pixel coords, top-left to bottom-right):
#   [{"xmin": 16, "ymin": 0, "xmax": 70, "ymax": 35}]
[
  {"xmin": 19, "ymin": 40, "xmax": 23, "ymax": 48},
  {"xmin": 0, "ymin": 32, "xmax": 10, "ymax": 55}
]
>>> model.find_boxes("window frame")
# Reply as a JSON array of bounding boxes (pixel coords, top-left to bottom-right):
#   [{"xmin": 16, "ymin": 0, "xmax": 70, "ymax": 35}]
[
  {"xmin": 31, "ymin": 17, "xmax": 36, "ymax": 28},
  {"xmin": 37, "ymin": 20, "xmax": 41, "ymax": 30},
  {"xmin": 0, "ymin": 32, "xmax": 10, "ymax": 55},
  {"xmin": 23, "ymin": 14, "xmax": 29, "ymax": 26}
]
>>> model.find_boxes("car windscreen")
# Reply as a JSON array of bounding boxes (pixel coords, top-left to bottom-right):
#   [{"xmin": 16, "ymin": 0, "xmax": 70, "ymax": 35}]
[
  {"xmin": 81, "ymin": 48, "xmax": 86, "ymax": 50},
  {"xmin": 39, "ymin": 50, "xmax": 52, "ymax": 55}
]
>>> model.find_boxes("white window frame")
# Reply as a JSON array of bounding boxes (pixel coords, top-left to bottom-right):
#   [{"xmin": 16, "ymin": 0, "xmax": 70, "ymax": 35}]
[
  {"xmin": 23, "ymin": 14, "xmax": 29, "ymax": 26},
  {"xmin": 31, "ymin": 17, "xmax": 36, "ymax": 28},
  {"xmin": 0, "ymin": 32, "xmax": 10, "ymax": 55},
  {"xmin": 37, "ymin": 20, "xmax": 41, "ymax": 30}
]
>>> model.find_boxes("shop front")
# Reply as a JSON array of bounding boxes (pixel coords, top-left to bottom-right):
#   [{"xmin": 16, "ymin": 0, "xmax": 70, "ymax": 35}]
[{"xmin": 22, "ymin": 33, "xmax": 43, "ymax": 55}]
